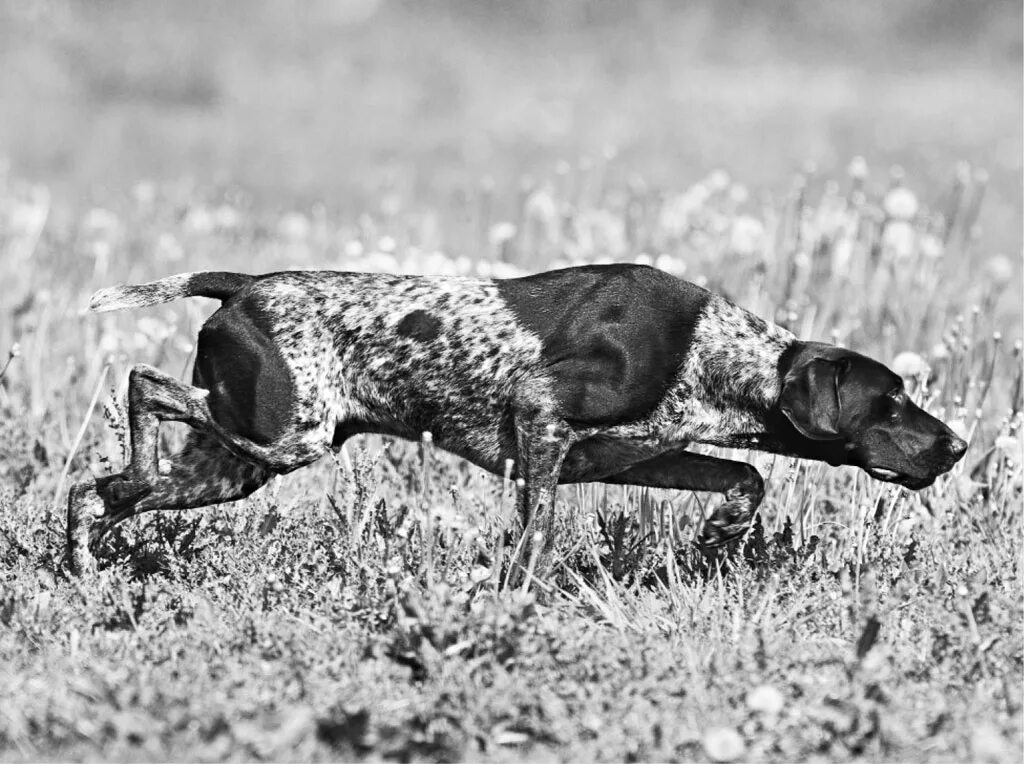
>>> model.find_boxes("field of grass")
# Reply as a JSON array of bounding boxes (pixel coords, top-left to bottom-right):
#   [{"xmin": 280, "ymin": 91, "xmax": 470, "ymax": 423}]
[
  {"xmin": 1, "ymin": 1, "xmax": 1022, "ymax": 761},
  {"xmin": 0, "ymin": 156, "xmax": 1021, "ymax": 761}
]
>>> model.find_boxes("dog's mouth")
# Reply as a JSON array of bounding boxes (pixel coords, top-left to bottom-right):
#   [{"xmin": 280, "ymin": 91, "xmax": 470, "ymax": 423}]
[{"xmin": 863, "ymin": 466, "xmax": 935, "ymax": 490}]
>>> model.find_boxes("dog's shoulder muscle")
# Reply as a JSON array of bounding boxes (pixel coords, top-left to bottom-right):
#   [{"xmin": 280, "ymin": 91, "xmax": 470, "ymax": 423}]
[{"xmin": 496, "ymin": 264, "xmax": 710, "ymax": 426}]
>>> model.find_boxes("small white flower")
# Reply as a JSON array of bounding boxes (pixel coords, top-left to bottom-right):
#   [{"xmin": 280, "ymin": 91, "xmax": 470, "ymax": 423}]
[
  {"xmin": 728, "ymin": 184, "xmax": 749, "ymax": 205},
  {"xmin": 703, "ymin": 726, "xmax": 745, "ymax": 762},
  {"xmin": 994, "ymin": 435, "xmax": 1021, "ymax": 454},
  {"xmin": 706, "ymin": 169, "xmax": 731, "ymax": 191},
  {"xmin": 343, "ymin": 239, "xmax": 364, "ymax": 258},
  {"xmin": 98, "ymin": 332, "xmax": 119, "ymax": 354},
  {"xmin": 882, "ymin": 220, "xmax": 915, "ymax": 259},
  {"xmin": 919, "ymin": 233, "xmax": 944, "ymax": 259},
  {"xmin": 524, "ymin": 184, "xmax": 557, "ymax": 222},
  {"xmin": 883, "ymin": 187, "xmax": 919, "ymax": 220},
  {"xmin": 746, "ymin": 684, "xmax": 784, "ymax": 716},
  {"xmin": 277, "ymin": 212, "xmax": 310, "ymax": 241},
  {"xmin": 728, "ymin": 215, "xmax": 765, "ymax": 257},
  {"xmin": 377, "ymin": 235, "xmax": 397, "ymax": 253},
  {"xmin": 831, "ymin": 236, "xmax": 854, "ymax": 275},
  {"xmin": 183, "ymin": 207, "xmax": 214, "ymax": 236},
  {"xmin": 655, "ymin": 253, "xmax": 685, "ymax": 276},
  {"xmin": 133, "ymin": 181, "xmax": 156, "ymax": 206},
  {"xmin": 214, "ymin": 204, "xmax": 240, "ymax": 231},
  {"xmin": 930, "ymin": 342, "xmax": 951, "ymax": 361},
  {"xmin": 488, "ymin": 222, "xmax": 517, "ymax": 247},
  {"xmin": 848, "ymin": 156, "xmax": 868, "ymax": 179},
  {"xmin": 891, "ymin": 351, "xmax": 929, "ymax": 380},
  {"xmin": 156, "ymin": 233, "xmax": 184, "ymax": 261},
  {"xmin": 984, "ymin": 254, "xmax": 1014, "ymax": 287},
  {"xmin": 82, "ymin": 208, "xmax": 121, "ymax": 238}
]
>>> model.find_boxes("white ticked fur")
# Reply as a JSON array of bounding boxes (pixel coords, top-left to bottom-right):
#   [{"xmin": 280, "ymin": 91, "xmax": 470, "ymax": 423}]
[{"xmin": 88, "ymin": 273, "xmax": 199, "ymax": 312}]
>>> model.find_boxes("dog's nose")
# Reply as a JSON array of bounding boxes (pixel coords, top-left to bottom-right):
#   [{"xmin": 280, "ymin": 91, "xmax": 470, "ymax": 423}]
[{"xmin": 949, "ymin": 436, "xmax": 968, "ymax": 460}]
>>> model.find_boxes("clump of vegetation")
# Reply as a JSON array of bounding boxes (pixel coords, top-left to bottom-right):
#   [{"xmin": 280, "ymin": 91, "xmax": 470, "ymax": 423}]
[{"xmin": 0, "ymin": 160, "xmax": 1020, "ymax": 761}]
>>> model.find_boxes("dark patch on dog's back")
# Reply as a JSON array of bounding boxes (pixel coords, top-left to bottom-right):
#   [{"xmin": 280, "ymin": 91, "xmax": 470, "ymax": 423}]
[
  {"xmin": 396, "ymin": 310, "xmax": 441, "ymax": 342},
  {"xmin": 497, "ymin": 264, "xmax": 710, "ymax": 426},
  {"xmin": 193, "ymin": 294, "xmax": 296, "ymax": 445}
]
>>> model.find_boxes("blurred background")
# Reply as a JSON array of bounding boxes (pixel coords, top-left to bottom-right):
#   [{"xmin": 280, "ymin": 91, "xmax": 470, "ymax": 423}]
[{"xmin": 1, "ymin": 0, "xmax": 1021, "ymax": 253}]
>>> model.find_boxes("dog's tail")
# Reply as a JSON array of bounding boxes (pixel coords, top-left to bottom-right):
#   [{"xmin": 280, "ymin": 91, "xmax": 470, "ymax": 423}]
[{"xmin": 88, "ymin": 272, "xmax": 256, "ymax": 313}]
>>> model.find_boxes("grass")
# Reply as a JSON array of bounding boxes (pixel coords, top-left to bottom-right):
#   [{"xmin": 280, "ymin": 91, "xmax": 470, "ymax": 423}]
[{"xmin": 0, "ymin": 155, "xmax": 1021, "ymax": 761}]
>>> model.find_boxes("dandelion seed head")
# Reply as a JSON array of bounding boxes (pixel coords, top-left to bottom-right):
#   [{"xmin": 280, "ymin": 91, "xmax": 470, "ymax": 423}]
[
  {"xmin": 277, "ymin": 211, "xmax": 311, "ymax": 241},
  {"xmin": 728, "ymin": 215, "xmax": 765, "ymax": 257},
  {"xmin": 707, "ymin": 169, "xmax": 730, "ymax": 191},
  {"xmin": 183, "ymin": 206, "xmax": 214, "ymax": 236},
  {"xmin": 919, "ymin": 233, "xmax": 944, "ymax": 259},
  {"xmin": 524, "ymin": 184, "xmax": 557, "ymax": 221},
  {"xmin": 883, "ymin": 187, "xmax": 919, "ymax": 220},
  {"xmin": 132, "ymin": 181, "xmax": 156, "ymax": 206},
  {"xmin": 891, "ymin": 351, "xmax": 929, "ymax": 380},
  {"xmin": 488, "ymin": 222, "xmax": 517, "ymax": 247},
  {"xmin": 847, "ymin": 156, "xmax": 868, "ymax": 179},
  {"xmin": 995, "ymin": 435, "xmax": 1021, "ymax": 454},
  {"xmin": 703, "ymin": 726, "xmax": 745, "ymax": 762},
  {"xmin": 746, "ymin": 684, "xmax": 784, "ymax": 716},
  {"xmin": 728, "ymin": 184, "xmax": 749, "ymax": 205},
  {"xmin": 984, "ymin": 254, "xmax": 1014, "ymax": 287},
  {"xmin": 882, "ymin": 220, "xmax": 915, "ymax": 258}
]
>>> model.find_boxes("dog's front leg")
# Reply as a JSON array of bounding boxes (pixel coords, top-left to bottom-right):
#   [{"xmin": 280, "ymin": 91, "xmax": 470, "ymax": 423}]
[
  {"xmin": 513, "ymin": 412, "xmax": 573, "ymax": 567},
  {"xmin": 600, "ymin": 449, "xmax": 765, "ymax": 550}
]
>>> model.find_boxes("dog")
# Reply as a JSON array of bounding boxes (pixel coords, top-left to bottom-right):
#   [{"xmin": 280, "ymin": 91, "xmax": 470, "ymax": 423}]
[{"xmin": 66, "ymin": 264, "xmax": 968, "ymax": 574}]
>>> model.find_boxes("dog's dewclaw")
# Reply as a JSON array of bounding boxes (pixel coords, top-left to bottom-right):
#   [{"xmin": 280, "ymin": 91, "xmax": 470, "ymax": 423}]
[{"xmin": 66, "ymin": 482, "xmax": 104, "ymax": 575}]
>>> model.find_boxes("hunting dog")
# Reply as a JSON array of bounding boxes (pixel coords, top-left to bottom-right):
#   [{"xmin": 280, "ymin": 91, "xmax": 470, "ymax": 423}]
[{"xmin": 67, "ymin": 264, "xmax": 967, "ymax": 573}]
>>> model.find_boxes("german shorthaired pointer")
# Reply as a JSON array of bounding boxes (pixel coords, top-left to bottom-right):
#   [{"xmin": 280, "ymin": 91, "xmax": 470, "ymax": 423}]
[{"xmin": 67, "ymin": 264, "xmax": 967, "ymax": 573}]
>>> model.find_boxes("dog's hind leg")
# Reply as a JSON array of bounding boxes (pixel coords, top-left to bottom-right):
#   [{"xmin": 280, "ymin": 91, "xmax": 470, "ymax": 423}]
[
  {"xmin": 98, "ymin": 364, "xmax": 327, "ymax": 509},
  {"xmin": 94, "ymin": 364, "xmax": 216, "ymax": 510},
  {"xmin": 597, "ymin": 449, "xmax": 765, "ymax": 550},
  {"xmin": 67, "ymin": 431, "xmax": 270, "ymax": 574}
]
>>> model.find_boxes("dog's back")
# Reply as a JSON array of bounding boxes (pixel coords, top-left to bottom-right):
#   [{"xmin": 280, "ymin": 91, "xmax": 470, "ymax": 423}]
[{"xmin": 194, "ymin": 270, "xmax": 551, "ymax": 472}]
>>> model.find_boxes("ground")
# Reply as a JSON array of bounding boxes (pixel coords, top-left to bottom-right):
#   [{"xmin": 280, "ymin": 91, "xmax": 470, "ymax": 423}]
[{"xmin": 0, "ymin": 1, "xmax": 1021, "ymax": 762}]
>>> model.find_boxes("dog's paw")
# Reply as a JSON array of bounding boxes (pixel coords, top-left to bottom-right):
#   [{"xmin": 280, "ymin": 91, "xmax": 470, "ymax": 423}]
[{"xmin": 695, "ymin": 502, "xmax": 754, "ymax": 551}]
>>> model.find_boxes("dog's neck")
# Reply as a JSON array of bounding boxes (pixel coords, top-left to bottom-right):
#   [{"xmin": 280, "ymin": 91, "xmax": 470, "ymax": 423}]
[
  {"xmin": 665, "ymin": 295, "xmax": 797, "ymax": 447},
  {"xmin": 678, "ymin": 304, "xmax": 851, "ymax": 464}
]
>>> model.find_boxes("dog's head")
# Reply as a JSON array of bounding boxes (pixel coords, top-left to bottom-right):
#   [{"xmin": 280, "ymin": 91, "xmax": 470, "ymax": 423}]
[{"xmin": 778, "ymin": 342, "xmax": 967, "ymax": 488}]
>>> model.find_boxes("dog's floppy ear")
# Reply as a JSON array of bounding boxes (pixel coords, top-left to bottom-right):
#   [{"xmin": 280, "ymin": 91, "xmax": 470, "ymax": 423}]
[{"xmin": 780, "ymin": 357, "xmax": 848, "ymax": 440}]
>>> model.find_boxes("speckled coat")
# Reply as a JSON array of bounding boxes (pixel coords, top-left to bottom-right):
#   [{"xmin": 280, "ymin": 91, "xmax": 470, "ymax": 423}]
[{"xmin": 66, "ymin": 263, "xmax": 966, "ymax": 575}]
